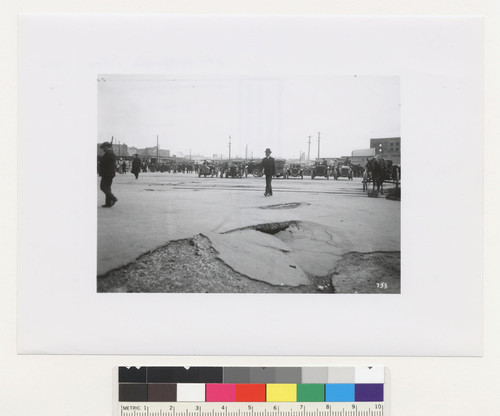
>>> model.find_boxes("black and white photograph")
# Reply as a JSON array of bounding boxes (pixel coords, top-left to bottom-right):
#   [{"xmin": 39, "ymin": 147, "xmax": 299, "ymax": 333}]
[
  {"xmin": 96, "ymin": 75, "xmax": 401, "ymax": 293},
  {"xmin": 5, "ymin": 4, "xmax": 496, "ymax": 415},
  {"xmin": 17, "ymin": 15, "xmax": 482, "ymax": 356}
]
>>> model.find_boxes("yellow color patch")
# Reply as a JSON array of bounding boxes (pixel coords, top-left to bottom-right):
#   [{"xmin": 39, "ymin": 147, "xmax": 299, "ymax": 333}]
[{"xmin": 266, "ymin": 384, "xmax": 297, "ymax": 402}]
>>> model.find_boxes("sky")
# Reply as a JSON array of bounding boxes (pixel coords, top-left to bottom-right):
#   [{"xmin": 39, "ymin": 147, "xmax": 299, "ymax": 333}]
[{"xmin": 98, "ymin": 75, "xmax": 400, "ymax": 160}]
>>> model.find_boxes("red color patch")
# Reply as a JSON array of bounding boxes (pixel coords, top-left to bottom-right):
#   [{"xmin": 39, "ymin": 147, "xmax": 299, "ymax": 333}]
[{"xmin": 235, "ymin": 384, "xmax": 266, "ymax": 402}]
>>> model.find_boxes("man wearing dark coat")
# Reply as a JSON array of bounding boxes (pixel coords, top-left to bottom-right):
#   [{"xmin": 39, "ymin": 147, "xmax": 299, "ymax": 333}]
[
  {"xmin": 131, "ymin": 154, "xmax": 141, "ymax": 179},
  {"xmin": 99, "ymin": 142, "xmax": 118, "ymax": 207},
  {"xmin": 261, "ymin": 148, "xmax": 276, "ymax": 197}
]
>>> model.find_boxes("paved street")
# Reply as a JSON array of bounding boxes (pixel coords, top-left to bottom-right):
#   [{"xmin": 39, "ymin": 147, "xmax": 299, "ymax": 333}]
[{"xmin": 97, "ymin": 172, "xmax": 400, "ymax": 292}]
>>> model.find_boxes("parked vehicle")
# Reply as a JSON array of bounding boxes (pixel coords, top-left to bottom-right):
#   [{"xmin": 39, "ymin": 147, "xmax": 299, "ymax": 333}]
[
  {"xmin": 286, "ymin": 163, "xmax": 304, "ymax": 179},
  {"xmin": 225, "ymin": 162, "xmax": 243, "ymax": 178},
  {"xmin": 311, "ymin": 162, "xmax": 330, "ymax": 179},
  {"xmin": 198, "ymin": 161, "xmax": 215, "ymax": 177},
  {"xmin": 274, "ymin": 158, "xmax": 287, "ymax": 178},
  {"xmin": 302, "ymin": 164, "xmax": 314, "ymax": 177},
  {"xmin": 246, "ymin": 158, "xmax": 287, "ymax": 178},
  {"xmin": 333, "ymin": 164, "xmax": 353, "ymax": 180},
  {"xmin": 246, "ymin": 160, "xmax": 263, "ymax": 177}
]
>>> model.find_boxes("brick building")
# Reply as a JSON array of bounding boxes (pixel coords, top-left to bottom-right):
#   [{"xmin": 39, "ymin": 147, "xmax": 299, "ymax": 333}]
[{"xmin": 370, "ymin": 137, "xmax": 401, "ymax": 164}]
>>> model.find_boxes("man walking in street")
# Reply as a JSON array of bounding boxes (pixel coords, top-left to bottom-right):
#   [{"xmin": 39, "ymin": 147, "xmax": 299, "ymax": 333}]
[
  {"xmin": 261, "ymin": 147, "xmax": 276, "ymax": 197},
  {"xmin": 99, "ymin": 141, "xmax": 118, "ymax": 207},
  {"xmin": 131, "ymin": 153, "xmax": 141, "ymax": 180}
]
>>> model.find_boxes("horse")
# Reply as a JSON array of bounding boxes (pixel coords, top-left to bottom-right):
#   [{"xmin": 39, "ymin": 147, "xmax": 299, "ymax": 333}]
[{"xmin": 366, "ymin": 156, "xmax": 387, "ymax": 194}]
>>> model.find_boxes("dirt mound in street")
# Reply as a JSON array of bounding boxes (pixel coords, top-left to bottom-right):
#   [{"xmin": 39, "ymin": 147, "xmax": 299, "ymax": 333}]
[
  {"xmin": 331, "ymin": 251, "xmax": 401, "ymax": 293},
  {"xmin": 97, "ymin": 234, "xmax": 332, "ymax": 293},
  {"xmin": 97, "ymin": 233, "xmax": 399, "ymax": 294}
]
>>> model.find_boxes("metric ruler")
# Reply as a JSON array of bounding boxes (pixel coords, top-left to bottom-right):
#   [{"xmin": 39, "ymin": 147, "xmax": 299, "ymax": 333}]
[
  {"xmin": 116, "ymin": 367, "xmax": 388, "ymax": 416},
  {"xmin": 118, "ymin": 402, "xmax": 385, "ymax": 416}
]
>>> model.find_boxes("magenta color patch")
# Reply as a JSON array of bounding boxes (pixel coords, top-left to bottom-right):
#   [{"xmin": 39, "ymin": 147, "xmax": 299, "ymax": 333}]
[{"xmin": 206, "ymin": 383, "xmax": 236, "ymax": 402}]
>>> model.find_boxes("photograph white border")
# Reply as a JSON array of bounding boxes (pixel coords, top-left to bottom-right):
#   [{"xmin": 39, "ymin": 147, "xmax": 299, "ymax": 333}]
[{"xmin": 17, "ymin": 15, "xmax": 482, "ymax": 355}]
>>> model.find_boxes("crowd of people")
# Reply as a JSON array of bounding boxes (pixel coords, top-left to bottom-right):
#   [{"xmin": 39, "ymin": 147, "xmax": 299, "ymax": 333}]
[
  {"xmin": 97, "ymin": 146, "xmax": 279, "ymax": 207},
  {"xmin": 97, "ymin": 156, "xmax": 252, "ymax": 177},
  {"xmin": 97, "ymin": 144, "xmax": 400, "ymax": 208},
  {"xmin": 101, "ymin": 158, "xmax": 197, "ymax": 175}
]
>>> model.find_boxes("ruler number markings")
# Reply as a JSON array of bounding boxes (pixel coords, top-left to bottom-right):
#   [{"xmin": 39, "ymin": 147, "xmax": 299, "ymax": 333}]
[{"xmin": 121, "ymin": 404, "xmax": 383, "ymax": 416}]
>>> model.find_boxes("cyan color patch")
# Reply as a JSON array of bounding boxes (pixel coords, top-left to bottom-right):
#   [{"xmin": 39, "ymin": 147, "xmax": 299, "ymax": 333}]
[{"xmin": 325, "ymin": 384, "xmax": 355, "ymax": 402}]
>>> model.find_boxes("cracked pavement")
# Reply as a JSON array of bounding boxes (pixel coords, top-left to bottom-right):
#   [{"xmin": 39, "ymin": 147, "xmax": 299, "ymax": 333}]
[{"xmin": 97, "ymin": 172, "xmax": 400, "ymax": 291}]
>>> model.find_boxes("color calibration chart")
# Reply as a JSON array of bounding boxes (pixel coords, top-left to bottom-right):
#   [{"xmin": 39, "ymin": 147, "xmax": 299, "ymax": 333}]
[{"xmin": 117, "ymin": 367, "xmax": 387, "ymax": 416}]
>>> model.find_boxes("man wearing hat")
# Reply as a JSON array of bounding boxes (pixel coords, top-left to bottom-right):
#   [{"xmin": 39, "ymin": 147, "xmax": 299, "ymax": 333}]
[
  {"xmin": 99, "ymin": 142, "xmax": 118, "ymax": 207},
  {"xmin": 261, "ymin": 148, "xmax": 276, "ymax": 197}
]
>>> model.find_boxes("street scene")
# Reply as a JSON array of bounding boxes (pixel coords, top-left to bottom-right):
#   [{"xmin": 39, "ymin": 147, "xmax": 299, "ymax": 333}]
[
  {"xmin": 97, "ymin": 75, "xmax": 401, "ymax": 293},
  {"xmin": 97, "ymin": 169, "xmax": 400, "ymax": 293}
]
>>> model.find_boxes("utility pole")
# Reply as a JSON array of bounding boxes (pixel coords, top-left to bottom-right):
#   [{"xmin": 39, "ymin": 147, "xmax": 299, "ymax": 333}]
[
  {"xmin": 245, "ymin": 144, "xmax": 248, "ymax": 162},
  {"xmin": 307, "ymin": 136, "xmax": 312, "ymax": 161},
  {"xmin": 228, "ymin": 136, "xmax": 232, "ymax": 161},
  {"xmin": 299, "ymin": 150, "xmax": 302, "ymax": 162},
  {"xmin": 156, "ymin": 135, "xmax": 159, "ymax": 165},
  {"xmin": 317, "ymin": 132, "xmax": 321, "ymax": 159}
]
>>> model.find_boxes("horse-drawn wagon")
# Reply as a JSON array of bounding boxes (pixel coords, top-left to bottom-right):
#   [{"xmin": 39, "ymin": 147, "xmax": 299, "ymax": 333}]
[{"xmin": 363, "ymin": 157, "xmax": 400, "ymax": 195}]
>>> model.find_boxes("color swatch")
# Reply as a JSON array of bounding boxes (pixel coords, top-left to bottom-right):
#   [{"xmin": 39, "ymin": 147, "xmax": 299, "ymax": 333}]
[{"xmin": 118, "ymin": 367, "xmax": 384, "ymax": 403}]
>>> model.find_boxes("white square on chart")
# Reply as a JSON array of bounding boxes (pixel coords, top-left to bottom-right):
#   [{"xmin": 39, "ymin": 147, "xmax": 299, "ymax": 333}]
[{"xmin": 177, "ymin": 383, "xmax": 206, "ymax": 402}]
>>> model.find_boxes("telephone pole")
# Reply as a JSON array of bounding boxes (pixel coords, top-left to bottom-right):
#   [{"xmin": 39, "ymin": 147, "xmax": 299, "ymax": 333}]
[
  {"xmin": 307, "ymin": 136, "xmax": 312, "ymax": 161},
  {"xmin": 317, "ymin": 132, "xmax": 321, "ymax": 159},
  {"xmin": 156, "ymin": 135, "xmax": 159, "ymax": 164},
  {"xmin": 228, "ymin": 136, "xmax": 232, "ymax": 161}
]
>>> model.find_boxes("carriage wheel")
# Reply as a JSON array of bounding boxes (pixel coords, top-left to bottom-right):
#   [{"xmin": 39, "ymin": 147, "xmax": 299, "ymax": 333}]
[{"xmin": 252, "ymin": 168, "xmax": 261, "ymax": 177}]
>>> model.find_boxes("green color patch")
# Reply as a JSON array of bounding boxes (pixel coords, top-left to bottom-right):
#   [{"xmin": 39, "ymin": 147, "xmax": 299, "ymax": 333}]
[{"xmin": 297, "ymin": 384, "xmax": 325, "ymax": 402}]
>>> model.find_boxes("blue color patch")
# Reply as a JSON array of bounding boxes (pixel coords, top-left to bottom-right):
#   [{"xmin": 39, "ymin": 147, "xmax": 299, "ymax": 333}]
[{"xmin": 325, "ymin": 384, "xmax": 355, "ymax": 402}]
